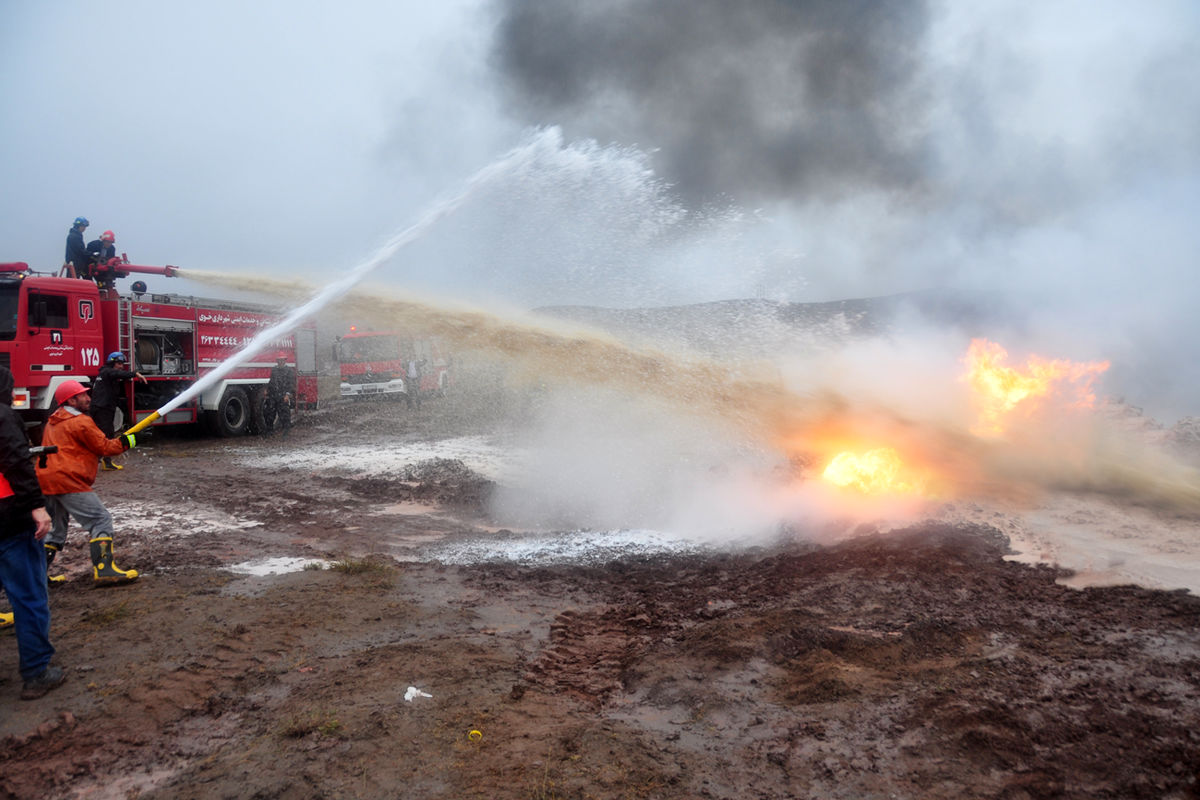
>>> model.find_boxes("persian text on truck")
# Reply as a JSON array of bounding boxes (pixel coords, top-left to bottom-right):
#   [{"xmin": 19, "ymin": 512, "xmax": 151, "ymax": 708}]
[{"xmin": 0, "ymin": 260, "xmax": 317, "ymax": 439}]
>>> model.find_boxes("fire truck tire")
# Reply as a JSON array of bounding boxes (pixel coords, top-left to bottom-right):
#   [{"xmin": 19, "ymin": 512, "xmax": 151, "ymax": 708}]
[{"xmin": 213, "ymin": 387, "xmax": 251, "ymax": 437}]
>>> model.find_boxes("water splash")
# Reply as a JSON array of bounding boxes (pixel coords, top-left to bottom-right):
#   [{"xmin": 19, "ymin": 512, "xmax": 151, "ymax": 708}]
[{"xmin": 158, "ymin": 129, "xmax": 564, "ymax": 417}]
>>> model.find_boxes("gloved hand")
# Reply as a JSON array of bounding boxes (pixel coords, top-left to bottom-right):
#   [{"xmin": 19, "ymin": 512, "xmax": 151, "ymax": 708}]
[{"xmin": 121, "ymin": 433, "xmax": 136, "ymax": 449}]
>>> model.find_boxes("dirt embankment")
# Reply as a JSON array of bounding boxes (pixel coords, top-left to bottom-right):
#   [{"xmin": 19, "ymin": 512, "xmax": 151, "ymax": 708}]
[{"xmin": 2, "ymin": 372, "xmax": 1199, "ymax": 799}]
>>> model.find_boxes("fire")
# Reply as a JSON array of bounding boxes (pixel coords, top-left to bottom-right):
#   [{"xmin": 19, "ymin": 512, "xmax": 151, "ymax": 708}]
[
  {"xmin": 822, "ymin": 447, "xmax": 921, "ymax": 494},
  {"xmin": 965, "ymin": 338, "xmax": 1109, "ymax": 435},
  {"xmin": 795, "ymin": 338, "xmax": 1109, "ymax": 499}
]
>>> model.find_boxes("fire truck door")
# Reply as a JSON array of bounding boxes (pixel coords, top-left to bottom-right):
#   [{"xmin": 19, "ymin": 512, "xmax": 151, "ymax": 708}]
[{"xmin": 26, "ymin": 290, "xmax": 103, "ymax": 375}]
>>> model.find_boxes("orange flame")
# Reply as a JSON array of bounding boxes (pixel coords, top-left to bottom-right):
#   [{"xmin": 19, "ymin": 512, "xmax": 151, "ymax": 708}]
[
  {"xmin": 821, "ymin": 447, "xmax": 923, "ymax": 494},
  {"xmin": 964, "ymin": 339, "xmax": 1109, "ymax": 436}
]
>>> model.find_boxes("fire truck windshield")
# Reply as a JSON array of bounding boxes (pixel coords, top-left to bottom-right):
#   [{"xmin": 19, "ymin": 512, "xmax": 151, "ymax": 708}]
[
  {"xmin": 0, "ymin": 284, "xmax": 19, "ymax": 341},
  {"xmin": 338, "ymin": 335, "xmax": 400, "ymax": 363}
]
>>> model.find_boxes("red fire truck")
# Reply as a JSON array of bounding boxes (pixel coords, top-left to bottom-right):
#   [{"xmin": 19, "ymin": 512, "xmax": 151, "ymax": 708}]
[
  {"xmin": 0, "ymin": 260, "xmax": 318, "ymax": 438},
  {"xmin": 335, "ymin": 329, "xmax": 451, "ymax": 401}
]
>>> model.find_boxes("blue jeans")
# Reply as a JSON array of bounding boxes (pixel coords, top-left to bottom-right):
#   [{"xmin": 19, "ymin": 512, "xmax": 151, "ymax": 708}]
[{"xmin": 0, "ymin": 523, "xmax": 54, "ymax": 680}]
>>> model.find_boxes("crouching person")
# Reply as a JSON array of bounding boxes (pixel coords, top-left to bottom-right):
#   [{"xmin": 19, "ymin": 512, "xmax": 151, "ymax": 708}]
[{"xmin": 38, "ymin": 381, "xmax": 139, "ymax": 586}]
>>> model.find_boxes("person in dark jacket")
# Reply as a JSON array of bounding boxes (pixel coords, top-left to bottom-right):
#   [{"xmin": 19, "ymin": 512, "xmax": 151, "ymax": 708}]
[
  {"xmin": 64, "ymin": 217, "xmax": 90, "ymax": 279},
  {"xmin": 265, "ymin": 356, "xmax": 297, "ymax": 435},
  {"xmin": 0, "ymin": 366, "xmax": 65, "ymax": 699},
  {"xmin": 86, "ymin": 229, "xmax": 117, "ymax": 267},
  {"xmin": 91, "ymin": 351, "xmax": 146, "ymax": 471},
  {"xmin": 86, "ymin": 230, "xmax": 124, "ymax": 289}
]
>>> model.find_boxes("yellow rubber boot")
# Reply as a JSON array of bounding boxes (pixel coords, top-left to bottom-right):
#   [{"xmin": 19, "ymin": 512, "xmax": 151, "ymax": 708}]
[
  {"xmin": 90, "ymin": 536, "xmax": 139, "ymax": 585},
  {"xmin": 0, "ymin": 611, "xmax": 13, "ymax": 630},
  {"xmin": 45, "ymin": 543, "xmax": 67, "ymax": 585}
]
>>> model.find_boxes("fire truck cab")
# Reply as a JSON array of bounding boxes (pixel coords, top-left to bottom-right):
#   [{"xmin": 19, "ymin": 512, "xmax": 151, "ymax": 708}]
[
  {"xmin": 0, "ymin": 261, "xmax": 317, "ymax": 439},
  {"xmin": 335, "ymin": 329, "xmax": 450, "ymax": 400}
]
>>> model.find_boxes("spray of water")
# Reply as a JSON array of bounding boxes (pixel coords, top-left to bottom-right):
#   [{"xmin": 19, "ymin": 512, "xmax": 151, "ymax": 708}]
[{"xmin": 136, "ymin": 130, "xmax": 566, "ymax": 428}]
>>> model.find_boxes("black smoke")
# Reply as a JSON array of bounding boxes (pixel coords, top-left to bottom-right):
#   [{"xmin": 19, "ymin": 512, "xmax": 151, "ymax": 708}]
[{"xmin": 491, "ymin": 0, "xmax": 933, "ymax": 206}]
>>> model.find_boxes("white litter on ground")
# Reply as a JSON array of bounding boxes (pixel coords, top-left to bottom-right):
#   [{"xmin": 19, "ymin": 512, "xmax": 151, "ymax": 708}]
[
  {"xmin": 404, "ymin": 686, "xmax": 433, "ymax": 702},
  {"xmin": 224, "ymin": 557, "xmax": 329, "ymax": 576}
]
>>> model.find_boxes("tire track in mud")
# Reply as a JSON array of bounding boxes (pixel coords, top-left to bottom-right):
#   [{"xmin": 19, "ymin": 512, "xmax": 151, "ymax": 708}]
[{"xmin": 520, "ymin": 607, "xmax": 658, "ymax": 708}]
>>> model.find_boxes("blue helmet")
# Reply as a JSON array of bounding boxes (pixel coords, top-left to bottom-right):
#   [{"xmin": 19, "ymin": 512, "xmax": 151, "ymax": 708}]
[
  {"xmin": 106, "ymin": 351, "xmax": 126, "ymax": 363},
  {"xmin": 74, "ymin": 217, "xmax": 89, "ymax": 227}
]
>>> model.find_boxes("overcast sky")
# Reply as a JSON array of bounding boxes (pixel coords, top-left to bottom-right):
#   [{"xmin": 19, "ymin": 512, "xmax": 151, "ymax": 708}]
[{"xmin": 3, "ymin": 1, "xmax": 1198, "ymax": 417}]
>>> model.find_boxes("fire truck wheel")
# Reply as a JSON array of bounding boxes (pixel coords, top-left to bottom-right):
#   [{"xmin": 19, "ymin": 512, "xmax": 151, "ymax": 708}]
[{"xmin": 214, "ymin": 387, "xmax": 251, "ymax": 437}]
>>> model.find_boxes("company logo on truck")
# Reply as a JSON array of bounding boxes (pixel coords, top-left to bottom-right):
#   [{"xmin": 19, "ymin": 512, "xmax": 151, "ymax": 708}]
[{"xmin": 78, "ymin": 299, "xmax": 94, "ymax": 323}]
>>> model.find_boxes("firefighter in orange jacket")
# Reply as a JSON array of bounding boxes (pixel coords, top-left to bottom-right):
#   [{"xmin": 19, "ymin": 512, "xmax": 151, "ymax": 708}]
[{"xmin": 37, "ymin": 381, "xmax": 139, "ymax": 585}]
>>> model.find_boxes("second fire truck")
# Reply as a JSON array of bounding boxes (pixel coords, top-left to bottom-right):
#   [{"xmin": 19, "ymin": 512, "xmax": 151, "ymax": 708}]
[{"xmin": 335, "ymin": 328, "xmax": 451, "ymax": 401}]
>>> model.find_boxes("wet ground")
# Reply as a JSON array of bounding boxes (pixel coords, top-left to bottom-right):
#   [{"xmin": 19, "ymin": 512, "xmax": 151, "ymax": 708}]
[{"xmin": 2, "ymin": 370, "xmax": 1199, "ymax": 800}]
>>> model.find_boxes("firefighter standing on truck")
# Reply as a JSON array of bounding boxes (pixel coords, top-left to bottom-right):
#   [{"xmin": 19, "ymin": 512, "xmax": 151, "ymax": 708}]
[
  {"xmin": 86, "ymin": 230, "xmax": 116, "ymax": 264},
  {"xmin": 91, "ymin": 351, "xmax": 146, "ymax": 471},
  {"xmin": 64, "ymin": 217, "xmax": 90, "ymax": 279},
  {"xmin": 38, "ymin": 381, "xmax": 139, "ymax": 586},
  {"xmin": 86, "ymin": 230, "xmax": 117, "ymax": 276}
]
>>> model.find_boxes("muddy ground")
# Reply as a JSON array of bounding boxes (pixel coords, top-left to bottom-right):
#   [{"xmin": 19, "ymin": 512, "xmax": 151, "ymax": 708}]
[{"xmin": 2, "ymin": 368, "xmax": 1199, "ymax": 800}]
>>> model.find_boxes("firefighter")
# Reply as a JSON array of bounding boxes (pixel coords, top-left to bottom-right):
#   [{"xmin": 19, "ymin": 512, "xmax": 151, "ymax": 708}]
[
  {"xmin": 86, "ymin": 230, "xmax": 117, "ymax": 271},
  {"xmin": 265, "ymin": 356, "xmax": 297, "ymax": 436},
  {"xmin": 91, "ymin": 351, "xmax": 147, "ymax": 471},
  {"xmin": 63, "ymin": 216, "xmax": 90, "ymax": 279},
  {"xmin": 0, "ymin": 366, "xmax": 65, "ymax": 699},
  {"xmin": 38, "ymin": 381, "xmax": 139, "ymax": 586},
  {"xmin": 405, "ymin": 356, "xmax": 426, "ymax": 409}
]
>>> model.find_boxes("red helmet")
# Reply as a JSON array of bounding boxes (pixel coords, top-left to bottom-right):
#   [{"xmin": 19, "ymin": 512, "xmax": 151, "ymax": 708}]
[
  {"xmin": 100, "ymin": 230, "xmax": 115, "ymax": 243},
  {"xmin": 54, "ymin": 380, "xmax": 89, "ymax": 406}
]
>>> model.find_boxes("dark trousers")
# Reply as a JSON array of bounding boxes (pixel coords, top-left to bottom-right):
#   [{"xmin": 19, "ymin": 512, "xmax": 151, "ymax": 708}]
[
  {"xmin": 91, "ymin": 405, "xmax": 120, "ymax": 466},
  {"xmin": 0, "ymin": 524, "xmax": 54, "ymax": 680},
  {"xmin": 266, "ymin": 396, "xmax": 291, "ymax": 433},
  {"xmin": 91, "ymin": 405, "xmax": 117, "ymax": 437}
]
